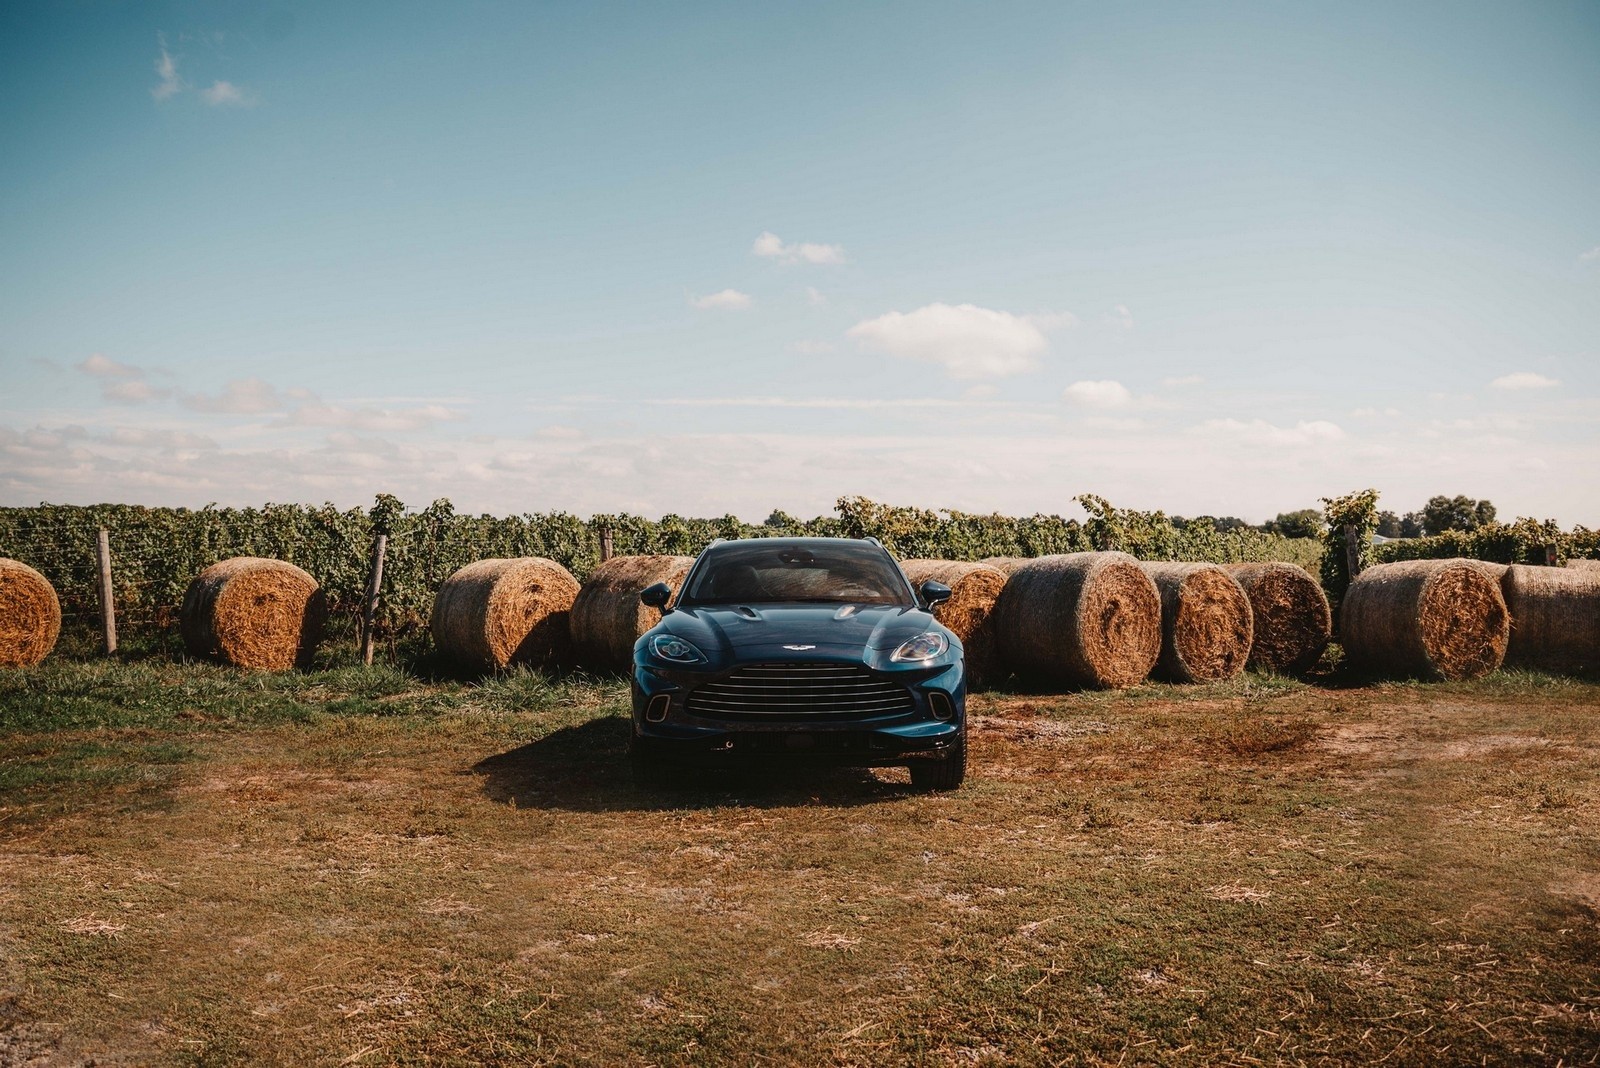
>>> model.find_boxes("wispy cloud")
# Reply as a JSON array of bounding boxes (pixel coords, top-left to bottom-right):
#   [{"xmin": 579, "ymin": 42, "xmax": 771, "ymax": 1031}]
[
  {"xmin": 75, "ymin": 353, "xmax": 169, "ymax": 404},
  {"xmin": 200, "ymin": 80, "xmax": 257, "ymax": 107},
  {"xmin": 77, "ymin": 353, "xmax": 141, "ymax": 379},
  {"xmin": 1198, "ymin": 418, "xmax": 1345, "ymax": 446},
  {"xmin": 1490, "ymin": 371, "xmax": 1559, "ymax": 390},
  {"xmin": 847, "ymin": 302, "xmax": 1072, "ymax": 380},
  {"xmin": 151, "ymin": 36, "xmax": 183, "ymax": 101},
  {"xmin": 787, "ymin": 340, "xmax": 835, "ymax": 355},
  {"xmin": 690, "ymin": 288, "xmax": 752, "ymax": 310},
  {"xmin": 1580, "ymin": 246, "xmax": 1600, "ymax": 262},
  {"xmin": 805, "ymin": 286, "xmax": 827, "ymax": 306},
  {"xmin": 181, "ymin": 378, "xmax": 284, "ymax": 414},
  {"xmin": 283, "ymin": 402, "xmax": 459, "ymax": 432},
  {"xmin": 753, "ymin": 231, "xmax": 845, "ymax": 265},
  {"xmin": 1161, "ymin": 374, "xmax": 1204, "ymax": 388}
]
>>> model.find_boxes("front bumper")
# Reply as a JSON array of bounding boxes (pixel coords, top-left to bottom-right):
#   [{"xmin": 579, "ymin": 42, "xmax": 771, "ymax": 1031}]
[{"xmin": 631, "ymin": 659, "xmax": 965, "ymax": 767}]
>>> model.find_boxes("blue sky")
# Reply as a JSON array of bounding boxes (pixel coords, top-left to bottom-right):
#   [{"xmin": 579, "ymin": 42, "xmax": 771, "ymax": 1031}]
[{"xmin": 3, "ymin": 1, "xmax": 1598, "ymax": 523}]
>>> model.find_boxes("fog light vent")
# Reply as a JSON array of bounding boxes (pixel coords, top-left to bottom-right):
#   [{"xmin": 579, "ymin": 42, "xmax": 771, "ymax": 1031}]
[
  {"xmin": 929, "ymin": 692, "xmax": 955, "ymax": 721},
  {"xmin": 645, "ymin": 694, "xmax": 671, "ymax": 723}
]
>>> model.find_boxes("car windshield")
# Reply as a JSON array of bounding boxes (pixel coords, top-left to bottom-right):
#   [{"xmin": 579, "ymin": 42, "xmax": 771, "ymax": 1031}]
[{"xmin": 681, "ymin": 541, "xmax": 912, "ymax": 606}]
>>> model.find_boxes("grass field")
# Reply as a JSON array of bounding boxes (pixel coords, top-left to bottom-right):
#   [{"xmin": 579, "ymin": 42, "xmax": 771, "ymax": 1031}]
[{"xmin": 1, "ymin": 657, "xmax": 1597, "ymax": 1065}]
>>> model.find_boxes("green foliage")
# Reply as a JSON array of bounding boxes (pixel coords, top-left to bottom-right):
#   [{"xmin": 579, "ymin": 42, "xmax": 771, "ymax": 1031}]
[
  {"xmin": 1320, "ymin": 488, "xmax": 1380, "ymax": 617},
  {"xmin": 1263, "ymin": 508, "xmax": 1326, "ymax": 539},
  {"xmin": 0, "ymin": 495, "xmax": 1320, "ymax": 652},
  {"xmin": 1377, "ymin": 517, "xmax": 1600, "ymax": 566},
  {"xmin": 1420, "ymin": 494, "xmax": 1497, "ymax": 535}
]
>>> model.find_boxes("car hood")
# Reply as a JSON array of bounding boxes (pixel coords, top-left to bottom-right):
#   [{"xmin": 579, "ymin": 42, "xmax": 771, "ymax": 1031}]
[{"xmin": 658, "ymin": 602, "xmax": 941, "ymax": 660}]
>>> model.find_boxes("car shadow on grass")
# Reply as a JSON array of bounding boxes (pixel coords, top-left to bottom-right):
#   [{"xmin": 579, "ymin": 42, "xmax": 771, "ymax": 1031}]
[{"xmin": 470, "ymin": 715, "xmax": 922, "ymax": 812}]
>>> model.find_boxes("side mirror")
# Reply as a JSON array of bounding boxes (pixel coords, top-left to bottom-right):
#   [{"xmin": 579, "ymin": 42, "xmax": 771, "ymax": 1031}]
[
  {"xmin": 918, "ymin": 579, "xmax": 952, "ymax": 608},
  {"xmin": 639, "ymin": 582, "xmax": 673, "ymax": 610}
]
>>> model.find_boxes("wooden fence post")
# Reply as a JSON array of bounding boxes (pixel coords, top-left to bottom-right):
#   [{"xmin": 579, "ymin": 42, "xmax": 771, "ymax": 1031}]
[
  {"xmin": 361, "ymin": 533, "xmax": 388, "ymax": 667},
  {"xmin": 96, "ymin": 527, "xmax": 117, "ymax": 656},
  {"xmin": 600, "ymin": 526, "xmax": 614, "ymax": 562},
  {"xmin": 1343, "ymin": 524, "xmax": 1363, "ymax": 581}
]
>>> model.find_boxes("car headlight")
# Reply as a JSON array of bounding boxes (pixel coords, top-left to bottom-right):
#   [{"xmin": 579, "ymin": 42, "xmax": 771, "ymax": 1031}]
[
  {"xmin": 649, "ymin": 633, "xmax": 707, "ymax": 664},
  {"xmin": 891, "ymin": 631, "xmax": 948, "ymax": 662}
]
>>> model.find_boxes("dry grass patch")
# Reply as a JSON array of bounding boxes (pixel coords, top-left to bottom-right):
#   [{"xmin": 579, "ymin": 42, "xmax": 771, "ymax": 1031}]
[{"xmin": 0, "ymin": 665, "xmax": 1596, "ymax": 1064}]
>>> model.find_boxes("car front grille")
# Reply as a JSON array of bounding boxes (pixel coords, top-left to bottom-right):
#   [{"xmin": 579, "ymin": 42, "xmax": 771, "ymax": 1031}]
[{"xmin": 685, "ymin": 662, "xmax": 915, "ymax": 719}]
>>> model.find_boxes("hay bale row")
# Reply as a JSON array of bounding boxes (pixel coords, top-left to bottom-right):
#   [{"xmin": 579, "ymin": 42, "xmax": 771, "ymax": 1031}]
[
  {"xmin": 570, "ymin": 555, "xmax": 694, "ymax": 672},
  {"xmin": 1503, "ymin": 564, "xmax": 1600, "ymax": 674},
  {"xmin": 0, "ymin": 559, "xmax": 61, "ymax": 668},
  {"xmin": 181, "ymin": 557, "xmax": 327, "ymax": 670},
  {"xmin": 899, "ymin": 560, "xmax": 1007, "ymax": 685},
  {"xmin": 1339, "ymin": 559, "xmax": 1509, "ymax": 680},
  {"xmin": 1139, "ymin": 562, "xmax": 1252, "ymax": 683},
  {"xmin": 991, "ymin": 552, "xmax": 1162, "ymax": 689},
  {"xmin": 431, "ymin": 557, "xmax": 580, "ymax": 671},
  {"xmin": 1225, "ymin": 562, "xmax": 1332, "ymax": 675}
]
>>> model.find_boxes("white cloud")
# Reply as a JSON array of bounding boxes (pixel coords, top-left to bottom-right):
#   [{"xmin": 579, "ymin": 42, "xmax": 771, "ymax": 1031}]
[
  {"xmin": 788, "ymin": 340, "xmax": 835, "ymax": 355},
  {"xmin": 1108, "ymin": 304, "xmax": 1134, "ymax": 331},
  {"xmin": 1490, "ymin": 372, "xmax": 1559, "ymax": 390},
  {"xmin": 75, "ymin": 353, "xmax": 168, "ymax": 403},
  {"xmin": 1161, "ymin": 374, "xmax": 1204, "ymax": 388},
  {"xmin": 200, "ymin": 80, "xmax": 257, "ymax": 107},
  {"xmin": 78, "ymin": 353, "xmax": 141, "ymax": 378},
  {"xmin": 181, "ymin": 378, "xmax": 284, "ymax": 414},
  {"xmin": 805, "ymin": 286, "xmax": 827, "ymax": 306},
  {"xmin": 752, "ymin": 231, "xmax": 845, "ymax": 265},
  {"xmin": 847, "ymin": 302, "xmax": 1068, "ymax": 380},
  {"xmin": 151, "ymin": 37, "xmax": 183, "ymax": 101},
  {"xmin": 1580, "ymin": 246, "xmax": 1600, "ymax": 262},
  {"xmin": 1063, "ymin": 380, "xmax": 1133, "ymax": 409},
  {"xmin": 690, "ymin": 289, "xmax": 752, "ymax": 310},
  {"xmin": 1351, "ymin": 406, "xmax": 1403, "ymax": 418},
  {"xmin": 1198, "ymin": 418, "xmax": 1345, "ymax": 446}
]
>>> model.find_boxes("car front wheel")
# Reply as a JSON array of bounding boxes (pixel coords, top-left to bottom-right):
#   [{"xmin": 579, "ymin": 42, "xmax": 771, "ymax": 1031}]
[{"xmin": 909, "ymin": 739, "xmax": 966, "ymax": 792}]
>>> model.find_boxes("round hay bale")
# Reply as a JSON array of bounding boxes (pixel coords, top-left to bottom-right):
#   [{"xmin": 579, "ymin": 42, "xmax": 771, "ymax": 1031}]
[
  {"xmin": 991, "ymin": 551, "xmax": 1162, "ymax": 689},
  {"xmin": 1502, "ymin": 564, "xmax": 1600, "ymax": 674},
  {"xmin": 570, "ymin": 555, "xmax": 694, "ymax": 672},
  {"xmin": 431, "ymin": 558, "xmax": 580, "ymax": 672},
  {"xmin": 977, "ymin": 556, "xmax": 1031, "ymax": 576},
  {"xmin": 0, "ymin": 559, "xmax": 61, "ymax": 668},
  {"xmin": 181, "ymin": 557, "xmax": 327, "ymax": 671},
  {"xmin": 1138, "ymin": 562, "xmax": 1253, "ymax": 683},
  {"xmin": 1224, "ymin": 562, "xmax": 1333, "ymax": 675},
  {"xmin": 1566, "ymin": 559, "xmax": 1600, "ymax": 573},
  {"xmin": 1339, "ymin": 559, "xmax": 1509, "ymax": 680},
  {"xmin": 899, "ymin": 560, "xmax": 1008, "ymax": 686}
]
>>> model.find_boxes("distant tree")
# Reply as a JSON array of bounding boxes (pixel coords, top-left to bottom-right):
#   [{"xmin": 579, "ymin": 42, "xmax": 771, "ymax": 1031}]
[
  {"xmin": 1400, "ymin": 512, "xmax": 1424, "ymax": 538},
  {"xmin": 1421, "ymin": 495, "xmax": 1496, "ymax": 535},
  {"xmin": 1263, "ymin": 509, "xmax": 1325, "ymax": 539},
  {"xmin": 1210, "ymin": 516, "xmax": 1250, "ymax": 532},
  {"xmin": 1375, "ymin": 510, "xmax": 1403, "ymax": 538},
  {"xmin": 762, "ymin": 509, "xmax": 797, "ymax": 528}
]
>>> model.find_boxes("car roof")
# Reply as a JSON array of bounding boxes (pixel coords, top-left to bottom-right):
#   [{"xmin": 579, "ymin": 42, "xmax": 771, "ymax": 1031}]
[{"xmin": 701, "ymin": 536, "xmax": 884, "ymax": 553}]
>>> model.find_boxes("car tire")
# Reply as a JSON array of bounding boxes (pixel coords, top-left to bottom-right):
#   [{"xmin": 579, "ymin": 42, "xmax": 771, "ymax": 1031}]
[{"xmin": 909, "ymin": 739, "xmax": 966, "ymax": 792}]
